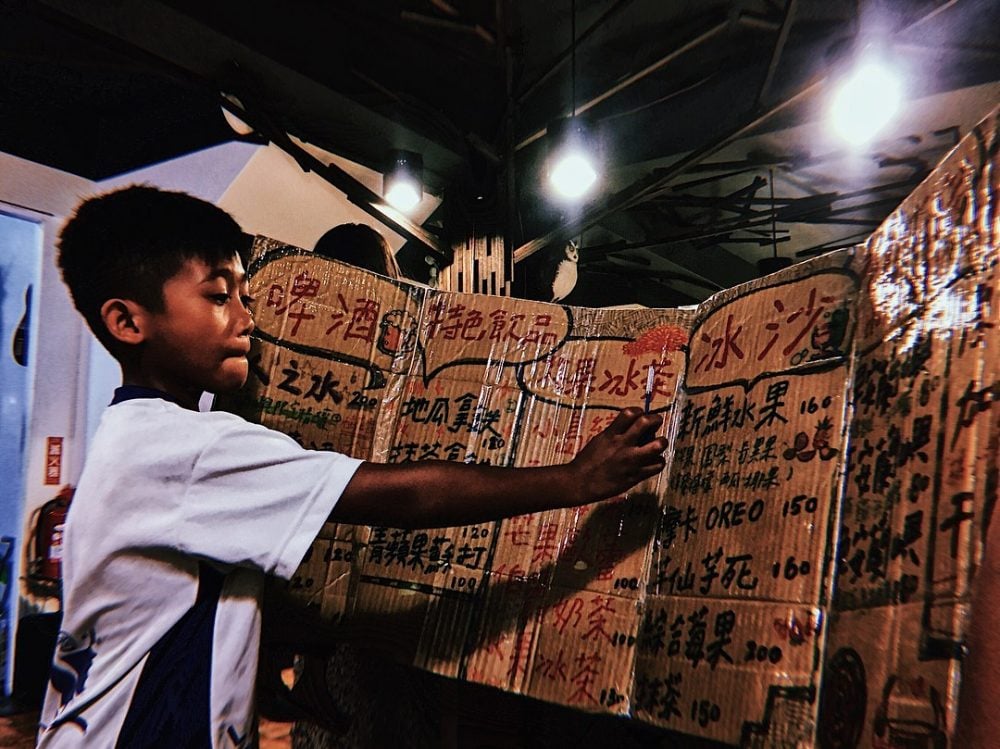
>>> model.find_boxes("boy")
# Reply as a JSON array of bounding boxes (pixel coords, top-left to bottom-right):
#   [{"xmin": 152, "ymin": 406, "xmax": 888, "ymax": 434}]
[{"xmin": 39, "ymin": 185, "xmax": 667, "ymax": 747}]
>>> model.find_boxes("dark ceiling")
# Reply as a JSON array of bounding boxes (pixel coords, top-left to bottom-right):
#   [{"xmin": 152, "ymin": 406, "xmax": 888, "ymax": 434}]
[{"xmin": 2, "ymin": 0, "xmax": 998, "ymax": 306}]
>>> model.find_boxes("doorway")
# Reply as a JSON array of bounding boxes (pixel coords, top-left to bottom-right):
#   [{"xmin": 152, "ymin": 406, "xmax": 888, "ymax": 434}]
[{"xmin": 0, "ymin": 212, "xmax": 42, "ymax": 690}]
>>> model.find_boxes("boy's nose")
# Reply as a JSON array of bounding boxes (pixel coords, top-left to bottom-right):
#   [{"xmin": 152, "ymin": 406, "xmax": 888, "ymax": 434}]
[{"xmin": 239, "ymin": 304, "xmax": 255, "ymax": 336}]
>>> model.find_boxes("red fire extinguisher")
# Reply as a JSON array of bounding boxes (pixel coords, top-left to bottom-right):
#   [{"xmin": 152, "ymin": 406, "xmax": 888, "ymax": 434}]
[{"xmin": 28, "ymin": 484, "xmax": 74, "ymax": 588}]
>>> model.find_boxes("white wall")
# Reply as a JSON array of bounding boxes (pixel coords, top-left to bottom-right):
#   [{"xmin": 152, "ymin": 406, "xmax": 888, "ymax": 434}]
[
  {"xmin": 0, "ymin": 151, "xmax": 94, "ymax": 536},
  {"xmin": 0, "ymin": 151, "xmax": 95, "ymax": 690},
  {"xmin": 217, "ymin": 139, "xmax": 439, "ymax": 252},
  {"xmin": 97, "ymin": 140, "xmax": 259, "ymax": 205}
]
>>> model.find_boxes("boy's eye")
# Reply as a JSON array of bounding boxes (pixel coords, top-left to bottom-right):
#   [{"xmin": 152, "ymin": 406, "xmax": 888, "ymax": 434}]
[
  {"xmin": 241, "ymin": 295, "xmax": 255, "ymax": 309},
  {"xmin": 210, "ymin": 293, "xmax": 229, "ymax": 305}
]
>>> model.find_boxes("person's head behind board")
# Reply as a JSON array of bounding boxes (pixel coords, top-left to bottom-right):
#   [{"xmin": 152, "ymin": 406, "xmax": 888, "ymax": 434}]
[
  {"xmin": 313, "ymin": 223, "xmax": 401, "ymax": 279},
  {"xmin": 58, "ymin": 184, "xmax": 248, "ymax": 359}
]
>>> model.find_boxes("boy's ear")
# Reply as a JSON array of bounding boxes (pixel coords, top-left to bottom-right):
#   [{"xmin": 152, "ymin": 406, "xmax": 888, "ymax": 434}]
[{"xmin": 99, "ymin": 298, "xmax": 151, "ymax": 346}]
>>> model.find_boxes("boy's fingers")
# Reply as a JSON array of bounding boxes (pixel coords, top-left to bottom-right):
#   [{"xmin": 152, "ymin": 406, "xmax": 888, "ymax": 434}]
[
  {"xmin": 621, "ymin": 411, "xmax": 663, "ymax": 442},
  {"xmin": 608, "ymin": 407, "xmax": 644, "ymax": 434},
  {"xmin": 634, "ymin": 439, "xmax": 670, "ymax": 470},
  {"xmin": 638, "ymin": 459, "xmax": 667, "ymax": 479},
  {"xmin": 640, "ymin": 446, "xmax": 669, "ymax": 471},
  {"xmin": 642, "ymin": 436, "xmax": 669, "ymax": 455}
]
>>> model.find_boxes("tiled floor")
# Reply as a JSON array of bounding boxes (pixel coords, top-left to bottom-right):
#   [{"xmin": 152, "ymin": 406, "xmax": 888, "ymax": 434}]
[
  {"xmin": 0, "ymin": 710, "xmax": 38, "ymax": 748},
  {"xmin": 0, "ymin": 711, "xmax": 293, "ymax": 748}
]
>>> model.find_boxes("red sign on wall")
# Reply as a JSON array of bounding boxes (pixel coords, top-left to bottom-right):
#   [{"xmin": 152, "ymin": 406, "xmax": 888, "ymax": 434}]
[{"xmin": 44, "ymin": 436, "xmax": 63, "ymax": 485}]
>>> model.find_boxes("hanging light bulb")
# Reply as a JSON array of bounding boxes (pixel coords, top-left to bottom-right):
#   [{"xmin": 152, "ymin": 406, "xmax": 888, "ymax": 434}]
[
  {"xmin": 543, "ymin": 0, "xmax": 601, "ymax": 202},
  {"xmin": 550, "ymin": 153, "xmax": 597, "ymax": 198},
  {"xmin": 827, "ymin": 51, "xmax": 903, "ymax": 146},
  {"xmin": 546, "ymin": 117, "xmax": 599, "ymax": 200},
  {"xmin": 383, "ymin": 150, "xmax": 423, "ymax": 213},
  {"xmin": 385, "ymin": 179, "xmax": 421, "ymax": 213}
]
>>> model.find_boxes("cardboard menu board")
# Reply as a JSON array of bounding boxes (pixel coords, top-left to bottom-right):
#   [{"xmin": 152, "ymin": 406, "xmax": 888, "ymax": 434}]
[
  {"xmin": 222, "ymin": 252, "xmax": 693, "ymax": 700},
  {"xmin": 217, "ymin": 106, "xmax": 998, "ymax": 746},
  {"xmin": 817, "ymin": 109, "xmax": 999, "ymax": 748},
  {"xmin": 633, "ymin": 255, "xmax": 857, "ymax": 744}
]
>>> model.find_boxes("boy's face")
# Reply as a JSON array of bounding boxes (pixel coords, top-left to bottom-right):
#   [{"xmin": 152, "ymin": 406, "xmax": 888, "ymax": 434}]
[{"xmin": 141, "ymin": 252, "xmax": 254, "ymax": 401}]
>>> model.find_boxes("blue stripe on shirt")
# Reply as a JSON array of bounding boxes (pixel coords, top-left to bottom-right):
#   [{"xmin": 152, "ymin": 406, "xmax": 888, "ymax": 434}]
[{"xmin": 114, "ymin": 563, "xmax": 224, "ymax": 748}]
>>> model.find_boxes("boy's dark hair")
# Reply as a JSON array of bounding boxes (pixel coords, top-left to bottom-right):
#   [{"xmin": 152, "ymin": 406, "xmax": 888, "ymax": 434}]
[
  {"xmin": 57, "ymin": 185, "xmax": 248, "ymax": 356},
  {"xmin": 313, "ymin": 223, "xmax": 401, "ymax": 279}
]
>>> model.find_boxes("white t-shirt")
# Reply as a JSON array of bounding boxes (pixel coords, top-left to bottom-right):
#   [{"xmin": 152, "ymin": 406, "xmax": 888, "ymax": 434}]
[{"xmin": 37, "ymin": 389, "xmax": 363, "ymax": 748}]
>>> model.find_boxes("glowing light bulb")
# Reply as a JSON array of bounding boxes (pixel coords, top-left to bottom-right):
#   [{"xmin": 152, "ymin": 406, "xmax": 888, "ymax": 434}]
[
  {"xmin": 383, "ymin": 150, "xmax": 424, "ymax": 213},
  {"xmin": 549, "ymin": 151, "xmax": 598, "ymax": 199},
  {"xmin": 828, "ymin": 59, "xmax": 903, "ymax": 146},
  {"xmin": 385, "ymin": 179, "xmax": 421, "ymax": 213}
]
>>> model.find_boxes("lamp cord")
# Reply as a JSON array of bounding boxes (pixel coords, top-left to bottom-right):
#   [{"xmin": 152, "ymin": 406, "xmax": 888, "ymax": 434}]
[
  {"xmin": 769, "ymin": 167, "xmax": 778, "ymax": 259},
  {"xmin": 571, "ymin": 0, "xmax": 576, "ymax": 117}
]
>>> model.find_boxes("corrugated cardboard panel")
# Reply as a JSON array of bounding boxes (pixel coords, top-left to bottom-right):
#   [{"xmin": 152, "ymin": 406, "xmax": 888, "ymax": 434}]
[
  {"xmin": 353, "ymin": 523, "xmax": 492, "ymax": 593},
  {"xmin": 215, "ymin": 105, "xmax": 1000, "ymax": 749},
  {"xmin": 412, "ymin": 571, "xmax": 483, "ymax": 678},
  {"xmin": 822, "ymin": 106, "xmax": 999, "ymax": 747},
  {"xmin": 219, "ymin": 239, "xmax": 421, "ymax": 544},
  {"xmin": 684, "ymin": 257, "xmax": 857, "ymax": 392},
  {"xmin": 517, "ymin": 320, "xmax": 688, "ymax": 414},
  {"xmin": 818, "ymin": 605, "xmax": 894, "ymax": 748},
  {"xmin": 929, "ymin": 267, "xmax": 997, "ymax": 607},
  {"xmin": 344, "ymin": 574, "xmax": 431, "ymax": 665},
  {"xmin": 653, "ymin": 256, "xmax": 857, "ymax": 610},
  {"xmin": 381, "ymin": 377, "xmax": 522, "ymax": 467},
  {"xmin": 837, "ymin": 262, "xmax": 988, "ymax": 620},
  {"xmin": 523, "ymin": 586, "xmax": 641, "ymax": 715},
  {"xmin": 462, "ymin": 570, "xmax": 546, "ymax": 693},
  {"xmin": 286, "ymin": 534, "xmax": 356, "ymax": 623},
  {"xmin": 852, "ymin": 108, "xmax": 999, "ymax": 355},
  {"xmin": 821, "ymin": 601, "xmax": 967, "ymax": 748},
  {"xmin": 551, "ymin": 490, "xmax": 661, "ymax": 600},
  {"xmin": 834, "ymin": 320, "xmax": 949, "ymax": 614},
  {"xmin": 654, "ymin": 368, "xmax": 852, "ymax": 606},
  {"xmin": 633, "ymin": 596, "xmax": 823, "ymax": 745},
  {"xmin": 416, "ymin": 290, "xmax": 571, "ymax": 389},
  {"xmin": 930, "ymin": 325, "xmax": 981, "ymax": 620}
]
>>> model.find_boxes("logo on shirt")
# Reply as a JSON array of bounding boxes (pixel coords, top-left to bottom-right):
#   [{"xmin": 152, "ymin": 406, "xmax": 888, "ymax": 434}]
[
  {"xmin": 48, "ymin": 627, "xmax": 97, "ymax": 731},
  {"xmin": 227, "ymin": 724, "xmax": 251, "ymax": 747}
]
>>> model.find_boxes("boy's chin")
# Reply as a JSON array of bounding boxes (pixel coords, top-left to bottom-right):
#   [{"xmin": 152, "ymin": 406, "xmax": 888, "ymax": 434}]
[
  {"xmin": 214, "ymin": 363, "xmax": 250, "ymax": 392},
  {"xmin": 213, "ymin": 380, "xmax": 247, "ymax": 394},
  {"xmin": 217, "ymin": 375, "xmax": 249, "ymax": 393}
]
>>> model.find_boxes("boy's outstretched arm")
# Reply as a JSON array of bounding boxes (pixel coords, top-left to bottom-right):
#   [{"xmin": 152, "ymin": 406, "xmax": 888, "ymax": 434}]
[{"xmin": 330, "ymin": 407, "xmax": 667, "ymax": 529}]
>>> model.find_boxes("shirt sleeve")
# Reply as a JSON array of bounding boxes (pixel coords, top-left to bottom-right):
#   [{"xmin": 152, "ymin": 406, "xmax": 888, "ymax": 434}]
[{"xmin": 178, "ymin": 417, "xmax": 363, "ymax": 578}]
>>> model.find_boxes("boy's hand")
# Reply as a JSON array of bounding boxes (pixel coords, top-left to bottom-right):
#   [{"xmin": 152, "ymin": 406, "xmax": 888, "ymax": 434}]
[
  {"xmin": 570, "ymin": 407, "xmax": 668, "ymax": 502},
  {"xmin": 334, "ymin": 407, "xmax": 668, "ymax": 529}
]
